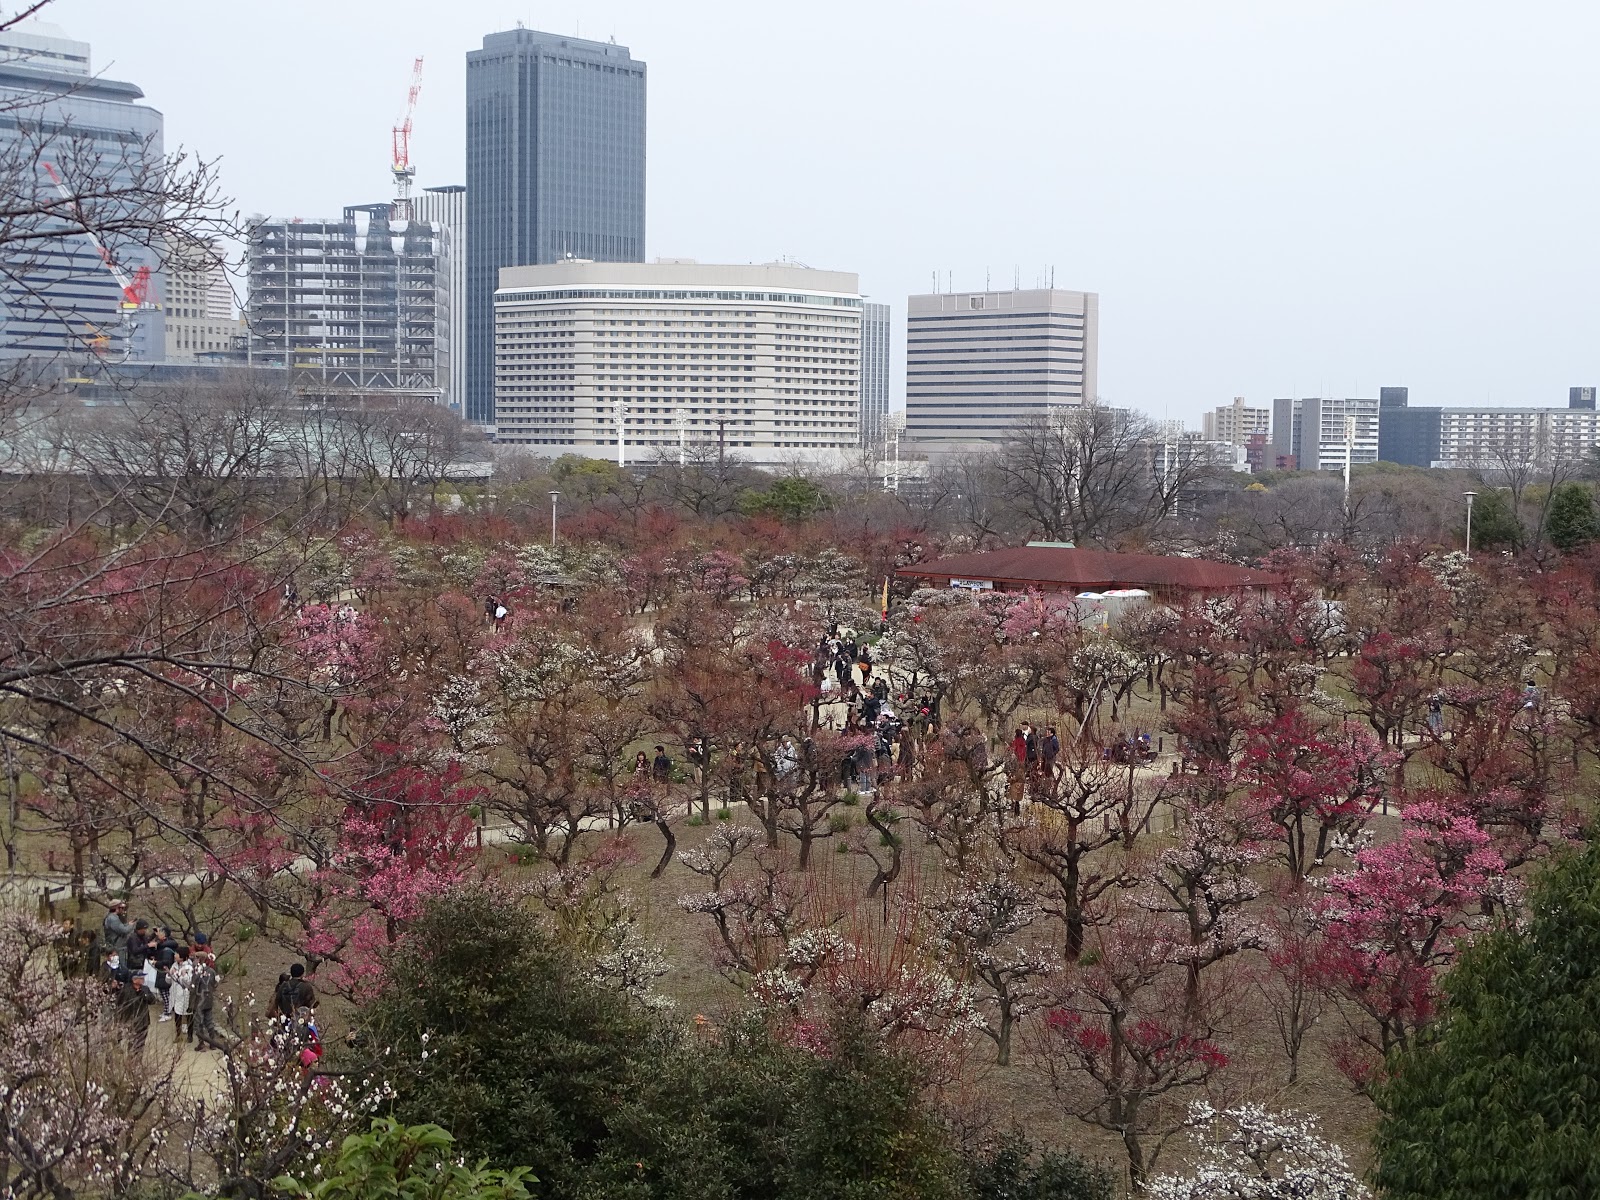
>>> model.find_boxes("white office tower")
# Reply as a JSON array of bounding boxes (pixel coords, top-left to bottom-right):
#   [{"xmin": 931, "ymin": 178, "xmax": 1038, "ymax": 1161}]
[
  {"xmin": 905, "ymin": 287, "xmax": 1098, "ymax": 445},
  {"xmin": 163, "ymin": 239, "xmax": 240, "ymax": 361},
  {"xmin": 493, "ymin": 260, "xmax": 861, "ymax": 463}
]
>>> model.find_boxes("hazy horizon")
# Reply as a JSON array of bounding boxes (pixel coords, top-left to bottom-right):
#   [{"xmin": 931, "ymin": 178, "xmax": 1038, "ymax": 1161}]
[{"xmin": 37, "ymin": 0, "xmax": 1600, "ymax": 426}]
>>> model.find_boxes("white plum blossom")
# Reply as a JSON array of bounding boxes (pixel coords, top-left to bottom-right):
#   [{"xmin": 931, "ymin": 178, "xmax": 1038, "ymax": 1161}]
[{"xmin": 1147, "ymin": 1102, "xmax": 1371, "ymax": 1200}]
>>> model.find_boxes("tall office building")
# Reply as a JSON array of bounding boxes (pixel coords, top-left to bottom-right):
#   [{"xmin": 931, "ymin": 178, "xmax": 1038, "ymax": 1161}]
[
  {"xmin": 904, "ymin": 288, "xmax": 1098, "ymax": 445},
  {"xmin": 1201, "ymin": 396, "xmax": 1270, "ymax": 445},
  {"xmin": 493, "ymin": 260, "xmax": 860, "ymax": 462},
  {"xmin": 0, "ymin": 23, "xmax": 165, "ymax": 361},
  {"xmin": 465, "ymin": 29, "xmax": 647, "ymax": 426},
  {"xmin": 415, "ymin": 185, "xmax": 467, "ymax": 414},
  {"xmin": 860, "ymin": 302, "xmax": 891, "ymax": 448},
  {"xmin": 246, "ymin": 206, "xmax": 448, "ymax": 404},
  {"xmin": 1270, "ymin": 396, "xmax": 1380, "ymax": 472}
]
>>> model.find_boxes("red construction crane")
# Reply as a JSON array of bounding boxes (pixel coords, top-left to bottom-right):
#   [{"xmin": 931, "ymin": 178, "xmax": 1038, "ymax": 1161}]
[
  {"xmin": 41, "ymin": 160, "xmax": 156, "ymax": 359},
  {"xmin": 41, "ymin": 161, "xmax": 152, "ymax": 310},
  {"xmin": 391, "ymin": 56, "xmax": 424, "ymax": 219}
]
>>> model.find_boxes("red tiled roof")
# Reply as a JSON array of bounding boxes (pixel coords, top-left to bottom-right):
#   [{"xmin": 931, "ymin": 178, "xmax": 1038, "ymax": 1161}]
[{"xmin": 896, "ymin": 546, "xmax": 1282, "ymax": 592}]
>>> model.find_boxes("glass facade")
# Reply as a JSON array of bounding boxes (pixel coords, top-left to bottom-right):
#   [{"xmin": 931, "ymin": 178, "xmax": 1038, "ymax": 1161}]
[
  {"xmin": 860, "ymin": 302, "xmax": 891, "ymax": 448},
  {"xmin": 1377, "ymin": 405, "xmax": 1442, "ymax": 467},
  {"xmin": 0, "ymin": 29, "xmax": 166, "ymax": 362},
  {"xmin": 465, "ymin": 29, "xmax": 646, "ymax": 425}
]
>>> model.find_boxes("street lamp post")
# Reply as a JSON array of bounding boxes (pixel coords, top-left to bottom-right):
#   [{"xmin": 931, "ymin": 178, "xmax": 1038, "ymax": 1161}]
[
  {"xmin": 549, "ymin": 490, "xmax": 560, "ymax": 546},
  {"xmin": 1463, "ymin": 491, "xmax": 1478, "ymax": 554}
]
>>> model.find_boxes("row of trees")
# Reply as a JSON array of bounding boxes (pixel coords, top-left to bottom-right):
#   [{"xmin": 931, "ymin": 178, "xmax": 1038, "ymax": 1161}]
[{"xmin": 11, "ymin": 502, "xmax": 1600, "ymax": 1188}]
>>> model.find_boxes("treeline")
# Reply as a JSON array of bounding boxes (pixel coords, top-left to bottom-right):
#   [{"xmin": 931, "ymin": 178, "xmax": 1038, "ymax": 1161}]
[{"xmin": 21, "ymin": 382, "xmax": 1600, "ymax": 560}]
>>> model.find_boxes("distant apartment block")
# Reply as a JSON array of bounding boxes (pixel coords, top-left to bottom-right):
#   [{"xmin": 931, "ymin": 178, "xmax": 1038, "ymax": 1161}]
[
  {"xmin": 904, "ymin": 287, "xmax": 1098, "ymax": 445},
  {"xmin": 860, "ymin": 302, "xmax": 891, "ymax": 448},
  {"xmin": 415, "ymin": 185, "xmax": 467, "ymax": 414},
  {"xmin": 1270, "ymin": 396, "xmax": 1380, "ymax": 472},
  {"xmin": 493, "ymin": 259, "xmax": 861, "ymax": 462},
  {"xmin": 246, "ymin": 206, "xmax": 449, "ymax": 404},
  {"xmin": 1202, "ymin": 396, "xmax": 1270, "ymax": 445},
  {"xmin": 466, "ymin": 29, "xmax": 647, "ymax": 425},
  {"xmin": 1378, "ymin": 386, "xmax": 1600, "ymax": 468}
]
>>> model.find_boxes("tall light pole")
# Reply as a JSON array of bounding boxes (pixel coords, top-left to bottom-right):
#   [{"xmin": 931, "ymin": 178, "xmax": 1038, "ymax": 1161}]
[
  {"xmin": 549, "ymin": 490, "xmax": 560, "ymax": 545},
  {"xmin": 1343, "ymin": 413, "xmax": 1356, "ymax": 520},
  {"xmin": 1463, "ymin": 490, "xmax": 1477, "ymax": 554}
]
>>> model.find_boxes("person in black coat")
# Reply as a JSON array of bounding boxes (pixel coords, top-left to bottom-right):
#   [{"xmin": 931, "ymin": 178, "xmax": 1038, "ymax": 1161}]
[{"xmin": 117, "ymin": 973, "xmax": 156, "ymax": 1054}]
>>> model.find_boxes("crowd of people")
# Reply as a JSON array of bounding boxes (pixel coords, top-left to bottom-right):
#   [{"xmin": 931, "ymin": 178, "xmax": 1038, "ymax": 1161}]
[
  {"xmin": 816, "ymin": 630, "xmax": 942, "ymax": 795},
  {"xmin": 54, "ymin": 900, "xmax": 322, "ymax": 1065},
  {"xmin": 92, "ymin": 900, "xmax": 225, "ymax": 1054}
]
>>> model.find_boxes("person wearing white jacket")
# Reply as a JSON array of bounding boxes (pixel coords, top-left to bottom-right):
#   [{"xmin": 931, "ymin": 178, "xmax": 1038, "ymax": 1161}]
[{"xmin": 167, "ymin": 945, "xmax": 195, "ymax": 1044}]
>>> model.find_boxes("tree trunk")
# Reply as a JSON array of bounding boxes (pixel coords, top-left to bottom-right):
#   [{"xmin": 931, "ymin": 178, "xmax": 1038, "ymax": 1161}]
[
  {"xmin": 650, "ymin": 817, "xmax": 676, "ymax": 878},
  {"xmin": 995, "ymin": 995, "xmax": 1014, "ymax": 1065}
]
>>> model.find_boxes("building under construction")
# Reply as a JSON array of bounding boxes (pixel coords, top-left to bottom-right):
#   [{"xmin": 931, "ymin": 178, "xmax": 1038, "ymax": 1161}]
[{"xmin": 244, "ymin": 205, "xmax": 448, "ymax": 406}]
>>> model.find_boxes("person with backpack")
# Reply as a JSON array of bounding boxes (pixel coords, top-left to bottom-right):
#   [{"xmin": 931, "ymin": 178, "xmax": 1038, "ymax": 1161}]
[{"xmin": 273, "ymin": 963, "xmax": 317, "ymax": 1020}]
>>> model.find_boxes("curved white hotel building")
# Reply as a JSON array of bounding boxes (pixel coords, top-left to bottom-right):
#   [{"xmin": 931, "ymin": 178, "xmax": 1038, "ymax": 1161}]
[{"xmin": 493, "ymin": 260, "xmax": 862, "ymax": 462}]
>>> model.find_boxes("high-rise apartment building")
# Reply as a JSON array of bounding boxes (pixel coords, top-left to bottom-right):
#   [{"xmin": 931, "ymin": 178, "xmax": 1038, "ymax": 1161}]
[
  {"xmin": 0, "ymin": 23, "xmax": 165, "ymax": 361},
  {"xmin": 904, "ymin": 288, "xmax": 1098, "ymax": 445},
  {"xmin": 163, "ymin": 240, "xmax": 240, "ymax": 361},
  {"xmin": 1378, "ymin": 387, "xmax": 1600, "ymax": 468},
  {"xmin": 860, "ymin": 302, "xmax": 891, "ymax": 448},
  {"xmin": 493, "ymin": 260, "xmax": 860, "ymax": 462},
  {"xmin": 466, "ymin": 29, "xmax": 647, "ymax": 426},
  {"xmin": 245, "ymin": 206, "xmax": 448, "ymax": 403},
  {"xmin": 1270, "ymin": 396, "xmax": 1380, "ymax": 472},
  {"xmin": 1201, "ymin": 396, "xmax": 1270, "ymax": 445},
  {"xmin": 415, "ymin": 185, "xmax": 467, "ymax": 414}
]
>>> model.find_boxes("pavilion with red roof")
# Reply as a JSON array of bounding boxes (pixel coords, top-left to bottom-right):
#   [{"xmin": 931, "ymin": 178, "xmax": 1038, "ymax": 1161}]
[{"xmin": 895, "ymin": 543, "xmax": 1282, "ymax": 602}]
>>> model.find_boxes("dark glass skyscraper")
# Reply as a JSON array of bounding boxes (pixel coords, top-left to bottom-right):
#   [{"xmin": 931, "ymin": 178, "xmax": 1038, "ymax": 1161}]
[{"xmin": 465, "ymin": 29, "xmax": 646, "ymax": 425}]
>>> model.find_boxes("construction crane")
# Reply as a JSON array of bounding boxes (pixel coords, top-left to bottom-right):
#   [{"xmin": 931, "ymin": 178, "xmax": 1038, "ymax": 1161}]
[
  {"xmin": 41, "ymin": 160, "xmax": 156, "ymax": 360},
  {"xmin": 390, "ymin": 56, "xmax": 424, "ymax": 221}
]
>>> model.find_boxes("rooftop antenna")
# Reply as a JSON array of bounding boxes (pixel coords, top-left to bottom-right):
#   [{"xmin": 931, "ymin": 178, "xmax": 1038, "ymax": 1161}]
[{"xmin": 985, "ymin": 266, "xmax": 991, "ymax": 290}]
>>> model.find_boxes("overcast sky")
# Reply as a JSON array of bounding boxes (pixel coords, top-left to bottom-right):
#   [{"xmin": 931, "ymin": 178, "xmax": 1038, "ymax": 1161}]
[{"xmin": 38, "ymin": 0, "xmax": 1600, "ymax": 425}]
